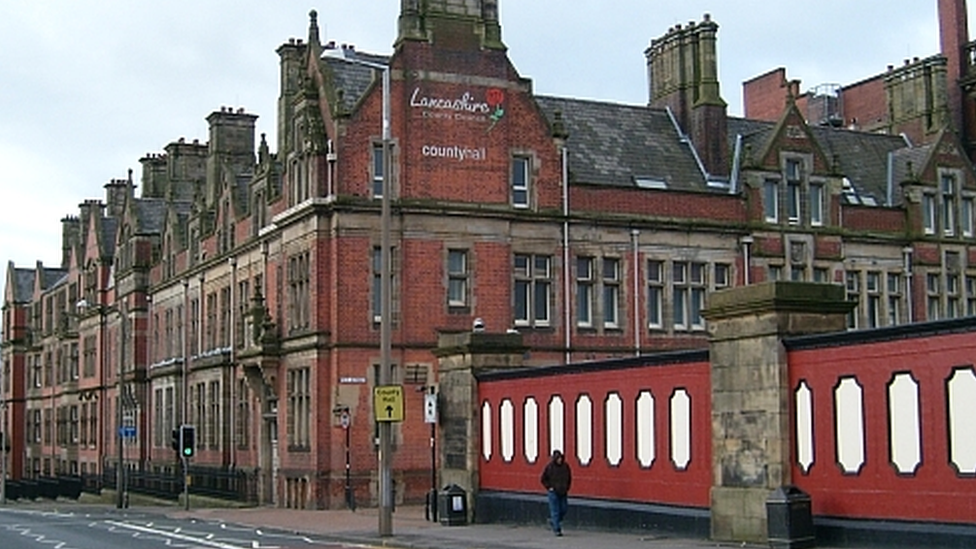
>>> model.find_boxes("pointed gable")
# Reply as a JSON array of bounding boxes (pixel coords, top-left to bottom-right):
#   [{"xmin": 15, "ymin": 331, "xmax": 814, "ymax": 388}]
[
  {"xmin": 5, "ymin": 262, "xmax": 35, "ymax": 304},
  {"xmin": 915, "ymin": 130, "xmax": 976, "ymax": 187},
  {"xmin": 754, "ymin": 102, "xmax": 831, "ymax": 174}
]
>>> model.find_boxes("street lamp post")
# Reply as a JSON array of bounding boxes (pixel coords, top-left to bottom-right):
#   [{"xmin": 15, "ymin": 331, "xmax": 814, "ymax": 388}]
[
  {"xmin": 78, "ymin": 297, "xmax": 127, "ymax": 509},
  {"xmin": 341, "ymin": 53, "xmax": 393, "ymax": 537},
  {"xmin": 378, "ymin": 57, "xmax": 394, "ymax": 541},
  {"xmin": 116, "ymin": 302, "xmax": 127, "ymax": 509},
  {"xmin": 182, "ymin": 278, "xmax": 190, "ymax": 511},
  {"xmin": 1, "ymin": 357, "xmax": 6, "ymax": 505}
]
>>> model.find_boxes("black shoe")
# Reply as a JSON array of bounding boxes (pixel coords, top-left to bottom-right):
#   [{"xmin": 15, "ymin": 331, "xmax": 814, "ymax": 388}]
[{"xmin": 555, "ymin": 530, "xmax": 563, "ymax": 537}]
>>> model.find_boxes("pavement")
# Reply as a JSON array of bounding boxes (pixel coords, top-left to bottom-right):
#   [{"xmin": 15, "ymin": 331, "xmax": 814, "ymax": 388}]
[{"xmin": 167, "ymin": 504, "xmax": 774, "ymax": 549}]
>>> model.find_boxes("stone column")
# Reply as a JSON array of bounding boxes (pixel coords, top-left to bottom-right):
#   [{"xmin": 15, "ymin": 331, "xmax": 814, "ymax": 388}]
[
  {"xmin": 433, "ymin": 331, "xmax": 525, "ymax": 520},
  {"xmin": 702, "ymin": 282, "xmax": 854, "ymax": 543}
]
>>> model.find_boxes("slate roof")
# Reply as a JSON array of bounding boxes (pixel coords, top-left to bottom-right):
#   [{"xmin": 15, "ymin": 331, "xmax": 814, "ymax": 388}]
[
  {"xmin": 811, "ymin": 125, "xmax": 909, "ymax": 206},
  {"xmin": 321, "ymin": 51, "xmax": 390, "ymax": 113},
  {"xmin": 42, "ymin": 267, "xmax": 67, "ymax": 289},
  {"xmin": 535, "ymin": 96, "xmax": 709, "ymax": 191},
  {"xmin": 13, "ymin": 268, "xmax": 34, "ymax": 303},
  {"xmin": 892, "ymin": 143, "xmax": 935, "ymax": 186},
  {"xmin": 728, "ymin": 117, "xmax": 911, "ymax": 207},
  {"xmin": 100, "ymin": 216, "xmax": 118, "ymax": 259},
  {"xmin": 133, "ymin": 198, "xmax": 168, "ymax": 234}
]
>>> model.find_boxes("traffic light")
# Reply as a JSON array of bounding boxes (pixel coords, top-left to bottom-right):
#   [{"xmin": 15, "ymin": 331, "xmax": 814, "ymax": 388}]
[
  {"xmin": 179, "ymin": 425, "xmax": 195, "ymax": 458},
  {"xmin": 171, "ymin": 429, "xmax": 179, "ymax": 452}
]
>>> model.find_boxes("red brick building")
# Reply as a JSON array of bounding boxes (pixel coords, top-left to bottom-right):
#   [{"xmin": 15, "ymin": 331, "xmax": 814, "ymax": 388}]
[
  {"xmin": 744, "ymin": 0, "xmax": 976, "ymax": 160},
  {"xmin": 5, "ymin": 0, "xmax": 976, "ymax": 510}
]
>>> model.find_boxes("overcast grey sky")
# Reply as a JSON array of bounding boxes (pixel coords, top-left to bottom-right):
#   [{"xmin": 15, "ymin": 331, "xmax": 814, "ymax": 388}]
[{"xmin": 0, "ymin": 1, "xmax": 952, "ymax": 290}]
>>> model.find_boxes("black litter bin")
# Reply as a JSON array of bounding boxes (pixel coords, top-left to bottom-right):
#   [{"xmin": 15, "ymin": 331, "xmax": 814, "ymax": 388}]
[
  {"xmin": 767, "ymin": 485, "xmax": 815, "ymax": 549},
  {"xmin": 439, "ymin": 484, "xmax": 467, "ymax": 526}
]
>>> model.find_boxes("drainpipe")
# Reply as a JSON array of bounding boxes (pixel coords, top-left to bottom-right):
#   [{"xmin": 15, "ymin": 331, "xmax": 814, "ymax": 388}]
[
  {"xmin": 631, "ymin": 229, "xmax": 641, "ymax": 356},
  {"xmin": 886, "ymin": 152, "xmax": 895, "ymax": 207},
  {"xmin": 562, "ymin": 146, "xmax": 571, "ymax": 365},
  {"xmin": 741, "ymin": 236, "xmax": 754, "ymax": 285}
]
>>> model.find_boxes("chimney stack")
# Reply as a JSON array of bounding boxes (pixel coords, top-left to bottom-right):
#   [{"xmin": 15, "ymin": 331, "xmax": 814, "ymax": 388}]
[{"xmin": 646, "ymin": 14, "xmax": 729, "ymax": 177}]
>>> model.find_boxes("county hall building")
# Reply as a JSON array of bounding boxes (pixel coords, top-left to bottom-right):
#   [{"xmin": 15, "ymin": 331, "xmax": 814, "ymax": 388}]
[{"xmin": 5, "ymin": 0, "xmax": 976, "ymax": 510}]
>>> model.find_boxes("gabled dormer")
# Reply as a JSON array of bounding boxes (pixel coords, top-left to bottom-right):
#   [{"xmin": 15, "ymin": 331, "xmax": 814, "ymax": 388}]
[
  {"xmin": 899, "ymin": 129, "xmax": 976, "ymax": 239},
  {"xmin": 3, "ymin": 262, "xmax": 35, "ymax": 345},
  {"xmin": 742, "ymin": 93, "xmax": 834, "ymax": 229},
  {"xmin": 78, "ymin": 199, "xmax": 116, "ymax": 307},
  {"xmin": 249, "ymin": 133, "xmax": 282, "ymax": 239},
  {"xmin": 158, "ymin": 201, "xmax": 191, "ymax": 282}
]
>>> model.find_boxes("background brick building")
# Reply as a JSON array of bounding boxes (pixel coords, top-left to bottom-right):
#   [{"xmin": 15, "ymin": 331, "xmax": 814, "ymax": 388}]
[{"xmin": 5, "ymin": 0, "xmax": 976, "ymax": 510}]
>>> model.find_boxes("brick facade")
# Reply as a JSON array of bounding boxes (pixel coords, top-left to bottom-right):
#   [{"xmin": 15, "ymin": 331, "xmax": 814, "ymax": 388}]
[{"xmin": 5, "ymin": 1, "xmax": 976, "ymax": 512}]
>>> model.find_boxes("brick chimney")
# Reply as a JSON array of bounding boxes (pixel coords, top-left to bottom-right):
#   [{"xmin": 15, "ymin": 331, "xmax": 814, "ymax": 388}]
[
  {"xmin": 939, "ymin": 0, "xmax": 976, "ymax": 157},
  {"xmin": 646, "ymin": 14, "xmax": 729, "ymax": 178},
  {"xmin": 940, "ymin": 0, "xmax": 969, "ymax": 135}
]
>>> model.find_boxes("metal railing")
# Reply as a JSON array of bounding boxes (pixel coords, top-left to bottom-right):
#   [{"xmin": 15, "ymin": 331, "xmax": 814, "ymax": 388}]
[{"xmin": 102, "ymin": 466, "xmax": 258, "ymax": 504}]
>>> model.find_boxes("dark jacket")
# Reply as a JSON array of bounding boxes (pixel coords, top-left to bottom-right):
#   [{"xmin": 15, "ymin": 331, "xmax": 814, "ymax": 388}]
[{"xmin": 540, "ymin": 450, "xmax": 572, "ymax": 496}]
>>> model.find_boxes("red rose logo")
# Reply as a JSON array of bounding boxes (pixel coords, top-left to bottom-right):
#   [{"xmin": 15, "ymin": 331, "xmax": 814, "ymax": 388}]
[{"xmin": 486, "ymin": 88, "xmax": 505, "ymax": 108}]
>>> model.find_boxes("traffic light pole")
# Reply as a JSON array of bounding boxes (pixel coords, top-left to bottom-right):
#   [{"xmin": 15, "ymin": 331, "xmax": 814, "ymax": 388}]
[
  {"xmin": 182, "ymin": 454, "xmax": 189, "ymax": 510},
  {"xmin": 179, "ymin": 424, "xmax": 194, "ymax": 509}
]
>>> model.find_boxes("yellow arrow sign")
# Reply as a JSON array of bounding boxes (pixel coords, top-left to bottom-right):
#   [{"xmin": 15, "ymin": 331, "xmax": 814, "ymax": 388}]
[{"xmin": 373, "ymin": 385, "xmax": 404, "ymax": 422}]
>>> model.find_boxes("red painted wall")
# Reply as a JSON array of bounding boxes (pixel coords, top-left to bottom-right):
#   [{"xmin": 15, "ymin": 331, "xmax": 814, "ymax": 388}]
[
  {"xmin": 789, "ymin": 329, "xmax": 976, "ymax": 524},
  {"xmin": 480, "ymin": 317, "xmax": 976, "ymax": 527},
  {"xmin": 479, "ymin": 357, "xmax": 711, "ymax": 509}
]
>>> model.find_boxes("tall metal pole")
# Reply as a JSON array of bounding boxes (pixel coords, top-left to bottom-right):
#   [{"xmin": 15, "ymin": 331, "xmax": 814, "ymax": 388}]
[
  {"xmin": 344, "ymin": 414, "xmax": 353, "ymax": 510},
  {"xmin": 116, "ymin": 304, "xmax": 126, "ymax": 509},
  {"xmin": 378, "ymin": 62, "xmax": 394, "ymax": 538},
  {"xmin": 182, "ymin": 278, "xmax": 191, "ymax": 511},
  {"xmin": 430, "ymin": 414, "xmax": 436, "ymax": 521},
  {"xmin": 337, "ymin": 53, "xmax": 394, "ymax": 537},
  {"xmin": 1, "ymin": 357, "xmax": 6, "ymax": 505}
]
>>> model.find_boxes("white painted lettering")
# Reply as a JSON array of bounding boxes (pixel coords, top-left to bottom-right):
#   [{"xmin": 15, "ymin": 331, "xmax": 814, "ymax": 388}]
[
  {"xmin": 421, "ymin": 144, "xmax": 488, "ymax": 162},
  {"xmin": 411, "ymin": 87, "xmax": 490, "ymax": 115}
]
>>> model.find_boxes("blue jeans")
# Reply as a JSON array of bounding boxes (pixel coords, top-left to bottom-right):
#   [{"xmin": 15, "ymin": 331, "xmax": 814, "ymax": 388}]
[{"xmin": 547, "ymin": 489, "xmax": 568, "ymax": 533}]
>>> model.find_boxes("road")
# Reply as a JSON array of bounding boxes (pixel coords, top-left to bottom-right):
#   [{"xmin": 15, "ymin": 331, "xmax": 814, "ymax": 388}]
[{"xmin": 0, "ymin": 506, "xmax": 372, "ymax": 549}]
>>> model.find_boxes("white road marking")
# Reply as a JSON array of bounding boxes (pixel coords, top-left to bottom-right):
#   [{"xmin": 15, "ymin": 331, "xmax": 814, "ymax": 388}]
[{"xmin": 105, "ymin": 521, "xmax": 250, "ymax": 549}]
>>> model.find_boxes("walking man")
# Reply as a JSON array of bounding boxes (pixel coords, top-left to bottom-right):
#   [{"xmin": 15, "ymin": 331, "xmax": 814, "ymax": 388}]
[{"xmin": 540, "ymin": 449, "xmax": 572, "ymax": 536}]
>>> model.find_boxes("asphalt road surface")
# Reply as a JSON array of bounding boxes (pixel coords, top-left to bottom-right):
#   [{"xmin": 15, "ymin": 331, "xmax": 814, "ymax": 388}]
[{"xmin": 0, "ymin": 506, "xmax": 373, "ymax": 549}]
